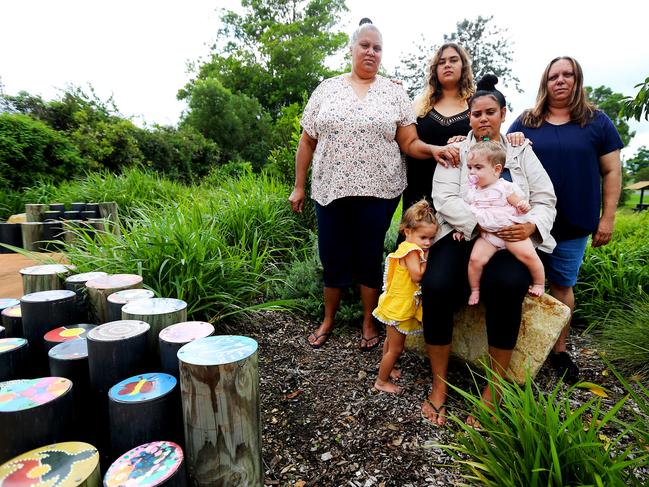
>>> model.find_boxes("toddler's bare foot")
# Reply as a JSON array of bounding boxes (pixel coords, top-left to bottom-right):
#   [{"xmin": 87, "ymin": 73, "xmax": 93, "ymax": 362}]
[
  {"xmin": 390, "ymin": 368, "xmax": 401, "ymax": 381},
  {"xmin": 528, "ymin": 284, "xmax": 544, "ymax": 297},
  {"xmin": 374, "ymin": 379, "xmax": 402, "ymax": 394},
  {"xmin": 468, "ymin": 289, "xmax": 480, "ymax": 305}
]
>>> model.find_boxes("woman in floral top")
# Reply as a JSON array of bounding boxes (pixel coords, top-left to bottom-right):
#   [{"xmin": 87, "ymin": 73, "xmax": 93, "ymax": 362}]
[{"xmin": 289, "ymin": 18, "xmax": 458, "ymax": 350}]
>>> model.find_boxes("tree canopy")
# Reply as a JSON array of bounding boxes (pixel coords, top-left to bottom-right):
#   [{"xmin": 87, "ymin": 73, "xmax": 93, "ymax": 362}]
[{"xmin": 586, "ymin": 85, "xmax": 635, "ymax": 147}]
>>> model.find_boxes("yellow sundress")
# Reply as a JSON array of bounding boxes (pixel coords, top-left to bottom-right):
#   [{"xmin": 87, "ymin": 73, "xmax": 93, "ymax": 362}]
[{"xmin": 372, "ymin": 241, "xmax": 424, "ymax": 335}]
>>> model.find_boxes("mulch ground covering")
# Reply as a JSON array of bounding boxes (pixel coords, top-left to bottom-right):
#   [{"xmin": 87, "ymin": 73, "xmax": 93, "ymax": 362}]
[{"xmin": 226, "ymin": 311, "xmax": 647, "ymax": 486}]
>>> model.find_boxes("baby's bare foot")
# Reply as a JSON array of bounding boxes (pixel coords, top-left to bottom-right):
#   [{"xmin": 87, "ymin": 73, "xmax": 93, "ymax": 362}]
[
  {"xmin": 468, "ymin": 289, "xmax": 480, "ymax": 305},
  {"xmin": 390, "ymin": 368, "xmax": 401, "ymax": 381},
  {"xmin": 374, "ymin": 379, "xmax": 402, "ymax": 394},
  {"xmin": 528, "ymin": 284, "xmax": 544, "ymax": 297}
]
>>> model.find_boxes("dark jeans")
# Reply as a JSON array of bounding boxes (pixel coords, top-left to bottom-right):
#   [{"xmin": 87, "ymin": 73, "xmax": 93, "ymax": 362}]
[
  {"xmin": 315, "ymin": 196, "xmax": 399, "ymax": 289},
  {"xmin": 421, "ymin": 233, "xmax": 531, "ymax": 350}
]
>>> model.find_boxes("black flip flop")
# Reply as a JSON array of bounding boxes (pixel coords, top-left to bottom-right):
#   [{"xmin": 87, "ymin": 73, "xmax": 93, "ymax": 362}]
[
  {"xmin": 421, "ymin": 398, "xmax": 447, "ymax": 427},
  {"xmin": 359, "ymin": 334, "xmax": 380, "ymax": 351},
  {"xmin": 307, "ymin": 331, "xmax": 330, "ymax": 349}
]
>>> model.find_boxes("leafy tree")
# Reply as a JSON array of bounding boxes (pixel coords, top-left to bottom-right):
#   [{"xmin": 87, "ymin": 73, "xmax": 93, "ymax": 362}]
[
  {"xmin": 180, "ymin": 78, "xmax": 272, "ymax": 168},
  {"xmin": 180, "ymin": 0, "xmax": 348, "ymax": 114},
  {"xmin": 622, "ymin": 76, "xmax": 649, "ymax": 121},
  {"xmin": 626, "ymin": 146, "xmax": 649, "ymax": 181},
  {"xmin": 586, "ymin": 86, "xmax": 635, "ymax": 147},
  {"xmin": 395, "ymin": 16, "xmax": 520, "ymax": 99}
]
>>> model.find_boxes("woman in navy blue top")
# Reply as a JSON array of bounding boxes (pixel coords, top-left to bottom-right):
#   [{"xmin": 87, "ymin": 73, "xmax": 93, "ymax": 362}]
[{"xmin": 508, "ymin": 56, "xmax": 623, "ymax": 383}]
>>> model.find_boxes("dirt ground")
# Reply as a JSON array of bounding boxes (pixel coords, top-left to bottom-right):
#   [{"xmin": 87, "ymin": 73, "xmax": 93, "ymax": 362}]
[{"xmin": 0, "ymin": 253, "xmax": 66, "ymax": 298}]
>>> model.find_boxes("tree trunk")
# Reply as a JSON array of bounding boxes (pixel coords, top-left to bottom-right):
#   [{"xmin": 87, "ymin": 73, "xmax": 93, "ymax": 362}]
[
  {"xmin": 159, "ymin": 322, "xmax": 215, "ymax": 378},
  {"xmin": 98, "ymin": 202, "xmax": 121, "ymax": 236},
  {"xmin": 178, "ymin": 336, "xmax": 261, "ymax": 487},
  {"xmin": 0, "ymin": 377, "xmax": 74, "ymax": 464},
  {"xmin": 25, "ymin": 203, "xmax": 48, "ymax": 222},
  {"xmin": 0, "ymin": 337, "xmax": 29, "ymax": 381},
  {"xmin": 86, "ymin": 274, "xmax": 143, "ymax": 324},
  {"xmin": 106, "ymin": 289, "xmax": 155, "ymax": 323},
  {"xmin": 121, "ymin": 298, "xmax": 187, "ymax": 361},
  {"xmin": 20, "ymin": 263, "xmax": 74, "ymax": 295},
  {"xmin": 20, "ymin": 222, "xmax": 44, "ymax": 251}
]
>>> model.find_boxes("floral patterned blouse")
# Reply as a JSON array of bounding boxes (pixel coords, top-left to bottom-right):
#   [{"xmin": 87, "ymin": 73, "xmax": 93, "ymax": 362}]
[{"xmin": 301, "ymin": 74, "xmax": 417, "ymax": 206}]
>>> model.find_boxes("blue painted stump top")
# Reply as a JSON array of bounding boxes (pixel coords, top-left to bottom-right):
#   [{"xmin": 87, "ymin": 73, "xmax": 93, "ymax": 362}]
[
  {"xmin": 87, "ymin": 320, "xmax": 150, "ymax": 342},
  {"xmin": 0, "ymin": 299, "xmax": 19, "ymax": 312},
  {"xmin": 104, "ymin": 441, "xmax": 183, "ymax": 487},
  {"xmin": 21, "ymin": 290, "xmax": 76, "ymax": 304},
  {"xmin": 49, "ymin": 339, "xmax": 88, "ymax": 361},
  {"xmin": 0, "ymin": 377, "xmax": 72, "ymax": 412},
  {"xmin": 178, "ymin": 335, "xmax": 257, "ymax": 366},
  {"xmin": 109, "ymin": 373, "xmax": 177, "ymax": 403},
  {"xmin": 0, "ymin": 338, "xmax": 27, "ymax": 354}
]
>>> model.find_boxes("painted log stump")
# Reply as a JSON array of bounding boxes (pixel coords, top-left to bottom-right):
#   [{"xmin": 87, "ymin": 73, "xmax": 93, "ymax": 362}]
[
  {"xmin": 121, "ymin": 299, "xmax": 187, "ymax": 360},
  {"xmin": 21, "ymin": 290, "xmax": 78, "ymax": 375},
  {"xmin": 2, "ymin": 305, "xmax": 22, "ymax": 338},
  {"xmin": 104, "ymin": 441, "xmax": 186, "ymax": 487},
  {"xmin": 0, "ymin": 223, "xmax": 22, "ymax": 253},
  {"xmin": 0, "ymin": 299, "xmax": 20, "ymax": 314},
  {"xmin": 0, "ymin": 441, "xmax": 100, "ymax": 487},
  {"xmin": 159, "ymin": 322, "xmax": 214, "ymax": 379},
  {"xmin": 49, "ymin": 339, "xmax": 93, "ymax": 443},
  {"xmin": 65, "ymin": 272, "xmax": 109, "ymax": 323},
  {"xmin": 404, "ymin": 294, "xmax": 571, "ymax": 384},
  {"xmin": 25, "ymin": 204, "xmax": 48, "ymax": 223},
  {"xmin": 20, "ymin": 264, "xmax": 75, "ymax": 295},
  {"xmin": 98, "ymin": 202, "xmax": 120, "ymax": 236},
  {"xmin": 86, "ymin": 275, "xmax": 143, "ymax": 325},
  {"xmin": 178, "ymin": 336, "xmax": 260, "ymax": 487},
  {"xmin": 108, "ymin": 373, "xmax": 182, "ymax": 459},
  {"xmin": 106, "ymin": 289, "xmax": 154, "ymax": 323},
  {"xmin": 44, "ymin": 324, "xmax": 95, "ymax": 352},
  {"xmin": 0, "ymin": 377, "xmax": 74, "ymax": 464},
  {"xmin": 0, "ymin": 338, "xmax": 29, "ymax": 381},
  {"xmin": 21, "ymin": 222, "xmax": 44, "ymax": 252}
]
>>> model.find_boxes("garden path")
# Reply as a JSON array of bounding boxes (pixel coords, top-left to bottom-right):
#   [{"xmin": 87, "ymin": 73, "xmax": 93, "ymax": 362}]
[{"xmin": 0, "ymin": 253, "xmax": 66, "ymax": 298}]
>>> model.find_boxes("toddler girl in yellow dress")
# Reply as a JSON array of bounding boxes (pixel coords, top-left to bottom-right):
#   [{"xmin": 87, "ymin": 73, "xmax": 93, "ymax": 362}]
[{"xmin": 373, "ymin": 199, "xmax": 438, "ymax": 393}]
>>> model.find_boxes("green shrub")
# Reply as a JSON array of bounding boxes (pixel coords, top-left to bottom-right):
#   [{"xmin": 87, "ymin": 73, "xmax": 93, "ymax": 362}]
[{"xmin": 439, "ymin": 371, "xmax": 647, "ymax": 486}]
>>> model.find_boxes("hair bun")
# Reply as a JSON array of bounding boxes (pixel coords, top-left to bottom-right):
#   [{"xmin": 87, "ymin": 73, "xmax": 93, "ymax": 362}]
[
  {"xmin": 359, "ymin": 17, "xmax": 373, "ymax": 26},
  {"xmin": 476, "ymin": 74, "xmax": 499, "ymax": 91}
]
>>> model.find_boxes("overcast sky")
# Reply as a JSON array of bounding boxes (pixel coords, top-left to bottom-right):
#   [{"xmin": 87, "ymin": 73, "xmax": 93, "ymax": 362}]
[{"xmin": 2, "ymin": 0, "xmax": 648, "ymax": 158}]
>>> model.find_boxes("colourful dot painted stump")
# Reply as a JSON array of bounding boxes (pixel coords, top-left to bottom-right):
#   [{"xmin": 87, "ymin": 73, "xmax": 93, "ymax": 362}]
[
  {"xmin": 0, "ymin": 338, "xmax": 29, "ymax": 381},
  {"xmin": 0, "ymin": 377, "xmax": 74, "ymax": 464},
  {"xmin": 21, "ymin": 290, "xmax": 78, "ymax": 375},
  {"xmin": 86, "ymin": 275, "xmax": 143, "ymax": 325},
  {"xmin": 44, "ymin": 324, "xmax": 96, "ymax": 352},
  {"xmin": 121, "ymin": 299, "xmax": 187, "ymax": 360},
  {"xmin": 158, "ymin": 322, "xmax": 214, "ymax": 379},
  {"xmin": 20, "ymin": 265, "xmax": 75, "ymax": 296},
  {"xmin": 178, "ymin": 336, "xmax": 260, "ymax": 486},
  {"xmin": 104, "ymin": 441, "xmax": 185, "ymax": 487},
  {"xmin": 106, "ymin": 289, "xmax": 155, "ymax": 324},
  {"xmin": 0, "ymin": 441, "xmax": 100, "ymax": 487},
  {"xmin": 1, "ymin": 305, "xmax": 22, "ymax": 339},
  {"xmin": 108, "ymin": 374, "xmax": 182, "ymax": 459}
]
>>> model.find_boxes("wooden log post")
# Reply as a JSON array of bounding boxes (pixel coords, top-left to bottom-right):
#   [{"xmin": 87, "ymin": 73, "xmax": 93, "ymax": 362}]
[
  {"xmin": 20, "ymin": 264, "xmax": 75, "ymax": 295},
  {"xmin": 85, "ymin": 203, "xmax": 100, "ymax": 218},
  {"xmin": 0, "ymin": 377, "xmax": 74, "ymax": 464},
  {"xmin": 71, "ymin": 202, "xmax": 86, "ymax": 212},
  {"xmin": 108, "ymin": 373, "xmax": 183, "ymax": 459},
  {"xmin": 85, "ymin": 218, "xmax": 107, "ymax": 233},
  {"xmin": 159, "ymin": 322, "xmax": 215, "ymax": 379},
  {"xmin": 49, "ymin": 339, "xmax": 93, "ymax": 444},
  {"xmin": 0, "ymin": 327, "xmax": 4, "ymax": 338},
  {"xmin": 44, "ymin": 324, "xmax": 96, "ymax": 352},
  {"xmin": 121, "ymin": 298, "xmax": 187, "ymax": 361},
  {"xmin": 98, "ymin": 202, "xmax": 121, "ymax": 236},
  {"xmin": 1, "ymin": 305, "xmax": 23, "ymax": 338},
  {"xmin": 41, "ymin": 220, "xmax": 65, "ymax": 251},
  {"xmin": 178, "ymin": 336, "xmax": 261, "ymax": 486},
  {"xmin": 0, "ymin": 338, "xmax": 29, "ymax": 381},
  {"xmin": 20, "ymin": 289, "xmax": 78, "ymax": 375},
  {"xmin": 85, "ymin": 274, "xmax": 143, "ymax": 325},
  {"xmin": 49, "ymin": 203, "xmax": 66, "ymax": 212},
  {"xmin": 21, "ymin": 222, "xmax": 44, "ymax": 251},
  {"xmin": 104, "ymin": 441, "xmax": 186, "ymax": 487},
  {"xmin": 65, "ymin": 272, "xmax": 108, "ymax": 323},
  {"xmin": 0, "ymin": 223, "xmax": 23, "ymax": 253},
  {"xmin": 25, "ymin": 203, "xmax": 48, "ymax": 222},
  {"xmin": 0, "ymin": 441, "xmax": 100, "ymax": 487},
  {"xmin": 106, "ymin": 289, "xmax": 155, "ymax": 323}
]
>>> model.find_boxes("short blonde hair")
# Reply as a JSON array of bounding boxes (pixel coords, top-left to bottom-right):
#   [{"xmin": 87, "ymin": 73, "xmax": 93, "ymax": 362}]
[{"xmin": 399, "ymin": 199, "xmax": 438, "ymax": 234}]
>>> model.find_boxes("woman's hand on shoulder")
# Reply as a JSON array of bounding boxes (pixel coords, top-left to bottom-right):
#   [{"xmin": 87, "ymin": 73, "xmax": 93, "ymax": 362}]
[
  {"xmin": 288, "ymin": 187, "xmax": 306, "ymax": 213},
  {"xmin": 506, "ymin": 132, "xmax": 529, "ymax": 147},
  {"xmin": 431, "ymin": 144, "xmax": 460, "ymax": 168}
]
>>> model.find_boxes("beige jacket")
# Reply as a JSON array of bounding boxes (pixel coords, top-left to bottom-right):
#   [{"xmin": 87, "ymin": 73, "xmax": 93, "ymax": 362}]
[{"xmin": 432, "ymin": 132, "xmax": 557, "ymax": 253}]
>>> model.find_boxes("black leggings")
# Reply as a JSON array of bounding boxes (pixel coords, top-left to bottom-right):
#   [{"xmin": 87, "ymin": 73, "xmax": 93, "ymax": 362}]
[{"xmin": 421, "ymin": 233, "xmax": 531, "ymax": 350}]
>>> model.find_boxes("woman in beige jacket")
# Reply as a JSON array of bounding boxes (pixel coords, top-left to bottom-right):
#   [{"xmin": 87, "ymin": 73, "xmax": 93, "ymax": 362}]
[{"xmin": 420, "ymin": 74, "xmax": 556, "ymax": 427}]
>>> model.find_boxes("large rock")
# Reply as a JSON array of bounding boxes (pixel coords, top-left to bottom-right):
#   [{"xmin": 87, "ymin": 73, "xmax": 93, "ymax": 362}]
[{"xmin": 405, "ymin": 293, "xmax": 570, "ymax": 384}]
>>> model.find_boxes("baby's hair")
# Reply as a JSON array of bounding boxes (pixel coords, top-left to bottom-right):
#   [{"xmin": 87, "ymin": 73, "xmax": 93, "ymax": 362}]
[
  {"xmin": 468, "ymin": 140, "xmax": 506, "ymax": 171},
  {"xmin": 399, "ymin": 199, "xmax": 438, "ymax": 234}
]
